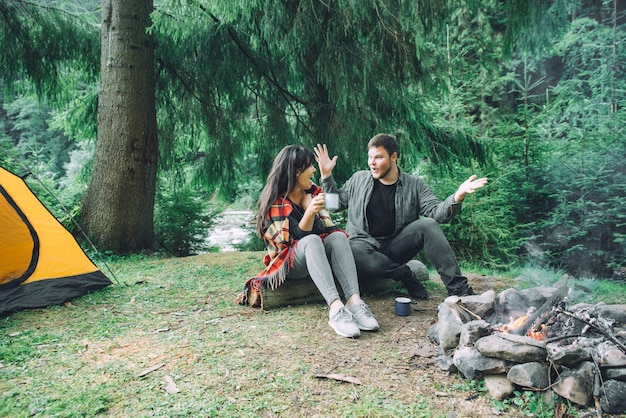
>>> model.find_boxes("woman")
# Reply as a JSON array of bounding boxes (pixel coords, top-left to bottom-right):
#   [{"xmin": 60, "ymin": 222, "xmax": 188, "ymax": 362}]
[{"xmin": 236, "ymin": 145, "xmax": 379, "ymax": 338}]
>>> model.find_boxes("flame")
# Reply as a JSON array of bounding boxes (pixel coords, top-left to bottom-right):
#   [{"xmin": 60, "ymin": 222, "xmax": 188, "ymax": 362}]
[
  {"xmin": 495, "ymin": 314, "xmax": 529, "ymax": 333},
  {"xmin": 493, "ymin": 313, "xmax": 546, "ymax": 341}
]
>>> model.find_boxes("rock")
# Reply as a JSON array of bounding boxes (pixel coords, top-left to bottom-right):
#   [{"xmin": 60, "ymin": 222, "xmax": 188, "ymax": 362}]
[
  {"xmin": 599, "ymin": 379, "xmax": 626, "ymax": 414},
  {"xmin": 546, "ymin": 343, "xmax": 593, "ymax": 367},
  {"xmin": 453, "ymin": 346, "xmax": 508, "ymax": 380},
  {"xmin": 553, "ymin": 361, "xmax": 595, "ymax": 406},
  {"xmin": 436, "ymin": 354, "xmax": 457, "ymax": 373},
  {"xmin": 475, "ymin": 334, "xmax": 547, "ymax": 363},
  {"xmin": 427, "ymin": 323, "xmax": 439, "ymax": 344},
  {"xmin": 436, "ymin": 302, "xmax": 472, "ymax": 354},
  {"xmin": 593, "ymin": 341, "xmax": 626, "ymax": 368},
  {"xmin": 445, "ymin": 290, "xmax": 496, "ymax": 320},
  {"xmin": 518, "ymin": 286, "xmax": 560, "ymax": 308},
  {"xmin": 568, "ymin": 302, "xmax": 593, "ymax": 313},
  {"xmin": 483, "ymin": 374, "xmax": 516, "ymax": 400},
  {"xmin": 458, "ymin": 320, "xmax": 492, "ymax": 348},
  {"xmin": 507, "ymin": 362, "xmax": 550, "ymax": 389},
  {"xmin": 595, "ymin": 304, "xmax": 626, "ymax": 324},
  {"xmin": 602, "ymin": 367, "xmax": 626, "ymax": 382},
  {"xmin": 432, "ymin": 287, "xmax": 626, "ymax": 413},
  {"xmin": 494, "ymin": 288, "xmax": 530, "ymax": 324},
  {"xmin": 407, "ymin": 259, "xmax": 429, "ymax": 282}
]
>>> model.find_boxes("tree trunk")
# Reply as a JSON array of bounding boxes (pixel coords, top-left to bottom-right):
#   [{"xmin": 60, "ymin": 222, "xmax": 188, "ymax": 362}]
[{"xmin": 82, "ymin": 0, "xmax": 157, "ymax": 254}]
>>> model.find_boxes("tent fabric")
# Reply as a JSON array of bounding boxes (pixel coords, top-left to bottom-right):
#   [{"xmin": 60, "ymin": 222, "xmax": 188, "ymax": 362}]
[{"xmin": 0, "ymin": 167, "xmax": 111, "ymax": 316}]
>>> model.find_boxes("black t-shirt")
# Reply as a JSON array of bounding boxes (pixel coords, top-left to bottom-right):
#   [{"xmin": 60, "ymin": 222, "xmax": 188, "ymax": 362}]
[
  {"xmin": 367, "ymin": 180, "xmax": 397, "ymax": 239},
  {"xmin": 288, "ymin": 201, "xmax": 326, "ymax": 240}
]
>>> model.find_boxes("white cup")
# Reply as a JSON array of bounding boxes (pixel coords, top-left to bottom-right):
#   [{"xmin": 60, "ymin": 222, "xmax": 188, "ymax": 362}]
[{"xmin": 324, "ymin": 193, "xmax": 339, "ymax": 210}]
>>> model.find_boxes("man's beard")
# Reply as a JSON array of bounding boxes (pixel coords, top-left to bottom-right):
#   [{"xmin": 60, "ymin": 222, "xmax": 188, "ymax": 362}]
[{"xmin": 372, "ymin": 165, "xmax": 392, "ymax": 181}]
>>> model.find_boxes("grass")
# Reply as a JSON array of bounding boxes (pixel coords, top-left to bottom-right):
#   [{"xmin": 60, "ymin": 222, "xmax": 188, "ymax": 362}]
[{"xmin": 1, "ymin": 252, "xmax": 624, "ymax": 417}]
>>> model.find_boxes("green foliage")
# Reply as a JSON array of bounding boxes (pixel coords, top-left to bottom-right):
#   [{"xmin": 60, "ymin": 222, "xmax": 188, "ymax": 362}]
[
  {"xmin": 420, "ymin": 4, "xmax": 520, "ymax": 269},
  {"xmin": 153, "ymin": 183, "xmax": 219, "ymax": 256},
  {"xmin": 0, "ymin": 127, "xmax": 18, "ymax": 171},
  {"xmin": 534, "ymin": 161, "xmax": 626, "ymax": 277},
  {"xmin": 424, "ymin": 163, "xmax": 519, "ymax": 269},
  {"xmin": 151, "ymin": 0, "xmax": 488, "ymax": 193},
  {"xmin": 4, "ymin": 94, "xmax": 75, "ymax": 176},
  {"xmin": 493, "ymin": 390, "xmax": 574, "ymax": 418},
  {"xmin": 514, "ymin": 5, "xmax": 626, "ymax": 278},
  {"xmin": 0, "ymin": 90, "xmax": 91, "ymax": 231},
  {"xmin": 0, "ymin": 0, "xmax": 100, "ymax": 99},
  {"xmin": 451, "ymin": 377, "xmax": 487, "ymax": 393},
  {"xmin": 0, "ymin": 1, "xmax": 100, "ymax": 199}
]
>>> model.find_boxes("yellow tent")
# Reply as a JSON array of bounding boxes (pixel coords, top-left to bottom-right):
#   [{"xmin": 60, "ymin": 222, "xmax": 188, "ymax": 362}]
[{"xmin": 0, "ymin": 167, "xmax": 111, "ymax": 315}]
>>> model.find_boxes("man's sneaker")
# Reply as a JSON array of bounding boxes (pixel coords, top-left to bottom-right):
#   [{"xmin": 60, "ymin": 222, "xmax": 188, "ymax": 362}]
[
  {"xmin": 346, "ymin": 301, "xmax": 380, "ymax": 331},
  {"xmin": 328, "ymin": 307, "xmax": 361, "ymax": 338},
  {"xmin": 401, "ymin": 276, "xmax": 429, "ymax": 300}
]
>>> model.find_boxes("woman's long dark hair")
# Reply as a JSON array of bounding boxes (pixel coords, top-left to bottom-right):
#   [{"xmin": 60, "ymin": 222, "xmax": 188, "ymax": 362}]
[{"xmin": 255, "ymin": 145, "xmax": 316, "ymax": 237}]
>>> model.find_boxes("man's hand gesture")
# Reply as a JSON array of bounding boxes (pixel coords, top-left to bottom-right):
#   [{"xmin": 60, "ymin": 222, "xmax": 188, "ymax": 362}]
[
  {"xmin": 454, "ymin": 175, "xmax": 488, "ymax": 202},
  {"xmin": 314, "ymin": 144, "xmax": 338, "ymax": 179}
]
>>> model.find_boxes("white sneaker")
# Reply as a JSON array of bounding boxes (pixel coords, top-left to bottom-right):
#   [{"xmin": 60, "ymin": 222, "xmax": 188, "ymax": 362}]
[
  {"xmin": 328, "ymin": 307, "xmax": 361, "ymax": 338},
  {"xmin": 346, "ymin": 300, "xmax": 380, "ymax": 331}
]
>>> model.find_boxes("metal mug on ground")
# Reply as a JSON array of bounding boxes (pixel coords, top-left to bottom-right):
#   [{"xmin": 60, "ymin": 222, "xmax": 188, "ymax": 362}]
[
  {"xmin": 324, "ymin": 193, "xmax": 339, "ymax": 210},
  {"xmin": 395, "ymin": 297, "xmax": 412, "ymax": 316}
]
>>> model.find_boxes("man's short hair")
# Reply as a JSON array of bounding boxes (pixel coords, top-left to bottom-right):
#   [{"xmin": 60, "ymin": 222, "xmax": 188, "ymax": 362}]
[{"xmin": 368, "ymin": 133, "xmax": 398, "ymax": 157}]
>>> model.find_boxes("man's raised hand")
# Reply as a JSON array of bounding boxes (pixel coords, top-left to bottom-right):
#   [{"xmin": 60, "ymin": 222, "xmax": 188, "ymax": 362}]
[
  {"xmin": 314, "ymin": 144, "xmax": 338, "ymax": 179},
  {"xmin": 454, "ymin": 175, "xmax": 488, "ymax": 202}
]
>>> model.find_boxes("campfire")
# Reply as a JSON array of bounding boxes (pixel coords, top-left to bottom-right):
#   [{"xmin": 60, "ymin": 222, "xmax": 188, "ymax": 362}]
[{"xmin": 428, "ymin": 278, "xmax": 626, "ymax": 415}]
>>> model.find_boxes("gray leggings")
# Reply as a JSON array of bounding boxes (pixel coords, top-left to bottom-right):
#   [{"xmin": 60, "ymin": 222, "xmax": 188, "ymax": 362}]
[{"xmin": 287, "ymin": 231, "xmax": 360, "ymax": 306}]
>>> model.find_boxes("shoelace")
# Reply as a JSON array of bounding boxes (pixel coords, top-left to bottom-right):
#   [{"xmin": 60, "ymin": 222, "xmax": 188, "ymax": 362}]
[
  {"xmin": 353, "ymin": 301, "xmax": 373, "ymax": 317},
  {"xmin": 334, "ymin": 307, "xmax": 354, "ymax": 321}
]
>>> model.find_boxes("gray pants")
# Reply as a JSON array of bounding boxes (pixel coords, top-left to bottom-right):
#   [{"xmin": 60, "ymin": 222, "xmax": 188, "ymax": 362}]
[
  {"xmin": 349, "ymin": 217, "xmax": 471, "ymax": 295},
  {"xmin": 287, "ymin": 231, "xmax": 360, "ymax": 306}
]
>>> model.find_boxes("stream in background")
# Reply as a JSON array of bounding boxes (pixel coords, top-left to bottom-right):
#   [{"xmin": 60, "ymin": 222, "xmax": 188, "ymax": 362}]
[{"xmin": 205, "ymin": 210, "xmax": 253, "ymax": 251}]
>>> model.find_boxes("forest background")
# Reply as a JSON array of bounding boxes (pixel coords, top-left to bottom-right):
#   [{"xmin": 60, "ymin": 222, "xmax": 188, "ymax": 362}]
[{"xmin": 0, "ymin": 0, "xmax": 624, "ymax": 279}]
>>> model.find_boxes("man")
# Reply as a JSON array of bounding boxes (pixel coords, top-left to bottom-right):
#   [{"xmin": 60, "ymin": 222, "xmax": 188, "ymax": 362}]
[{"xmin": 314, "ymin": 133, "xmax": 488, "ymax": 300}]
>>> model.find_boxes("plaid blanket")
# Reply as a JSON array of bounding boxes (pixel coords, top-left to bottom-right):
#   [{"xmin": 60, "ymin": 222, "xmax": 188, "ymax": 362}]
[{"xmin": 235, "ymin": 186, "xmax": 340, "ymax": 305}]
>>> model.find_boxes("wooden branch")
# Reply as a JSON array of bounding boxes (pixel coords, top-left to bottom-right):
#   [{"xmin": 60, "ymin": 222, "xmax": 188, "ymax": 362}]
[
  {"xmin": 137, "ymin": 363, "xmax": 165, "ymax": 378},
  {"xmin": 543, "ymin": 333, "xmax": 582, "ymax": 344},
  {"xmin": 315, "ymin": 373, "xmax": 362, "ymax": 385},
  {"xmin": 456, "ymin": 301, "xmax": 481, "ymax": 320}
]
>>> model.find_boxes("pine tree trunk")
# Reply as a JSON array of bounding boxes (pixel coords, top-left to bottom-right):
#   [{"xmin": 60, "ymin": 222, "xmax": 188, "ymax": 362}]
[{"xmin": 82, "ymin": 0, "xmax": 157, "ymax": 253}]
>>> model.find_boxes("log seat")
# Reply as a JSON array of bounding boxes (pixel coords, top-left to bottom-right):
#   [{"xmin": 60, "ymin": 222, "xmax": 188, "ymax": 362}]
[{"xmin": 247, "ymin": 259, "xmax": 429, "ymax": 310}]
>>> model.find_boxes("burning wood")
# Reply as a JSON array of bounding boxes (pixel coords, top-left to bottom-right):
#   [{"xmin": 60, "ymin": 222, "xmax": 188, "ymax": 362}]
[
  {"xmin": 493, "ymin": 308, "xmax": 532, "ymax": 333},
  {"xmin": 505, "ymin": 284, "xmax": 569, "ymax": 337}
]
